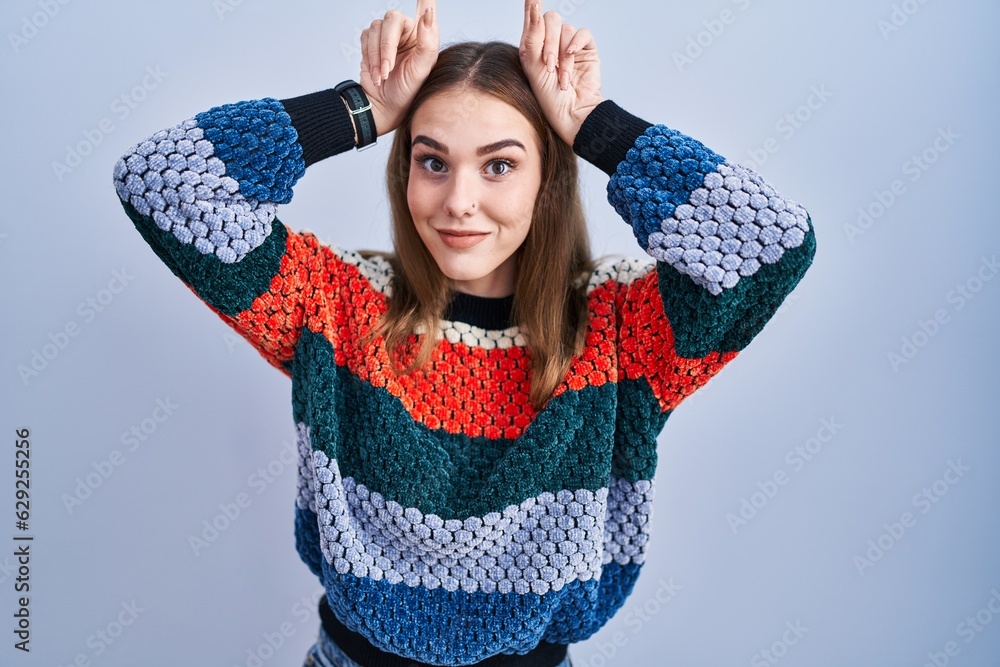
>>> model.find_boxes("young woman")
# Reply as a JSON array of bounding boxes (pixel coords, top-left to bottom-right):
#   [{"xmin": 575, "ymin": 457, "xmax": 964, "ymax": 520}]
[{"xmin": 112, "ymin": 2, "xmax": 816, "ymax": 666}]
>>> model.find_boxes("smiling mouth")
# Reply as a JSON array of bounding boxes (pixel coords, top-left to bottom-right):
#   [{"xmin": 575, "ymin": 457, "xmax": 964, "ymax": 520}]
[{"xmin": 438, "ymin": 229, "xmax": 489, "ymax": 249}]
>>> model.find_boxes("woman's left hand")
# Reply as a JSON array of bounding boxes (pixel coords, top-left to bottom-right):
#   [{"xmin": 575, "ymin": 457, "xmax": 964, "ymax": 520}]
[{"xmin": 519, "ymin": 1, "xmax": 605, "ymax": 147}]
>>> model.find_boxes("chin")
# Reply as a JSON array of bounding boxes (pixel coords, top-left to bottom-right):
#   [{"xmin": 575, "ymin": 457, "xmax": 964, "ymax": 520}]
[{"xmin": 437, "ymin": 263, "xmax": 491, "ymax": 283}]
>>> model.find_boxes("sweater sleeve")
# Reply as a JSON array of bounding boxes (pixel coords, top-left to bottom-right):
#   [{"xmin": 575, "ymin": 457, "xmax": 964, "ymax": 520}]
[
  {"xmin": 573, "ymin": 100, "xmax": 817, "ymax": 411},
  {"xmin": 112, "ymin": 89, "xmax": 361, "ymax": 377}
]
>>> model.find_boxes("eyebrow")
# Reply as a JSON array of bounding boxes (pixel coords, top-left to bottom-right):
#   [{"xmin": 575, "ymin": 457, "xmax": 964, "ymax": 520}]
[{"xmin": 411, "ymin": 135, "xmax": 527, "ymax": 157}]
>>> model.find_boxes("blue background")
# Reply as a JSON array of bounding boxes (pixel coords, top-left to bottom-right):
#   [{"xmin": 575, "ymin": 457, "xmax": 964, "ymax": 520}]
[{"xmin": 2, "ymin": 1, "xmax": 998, "ymax": 665}]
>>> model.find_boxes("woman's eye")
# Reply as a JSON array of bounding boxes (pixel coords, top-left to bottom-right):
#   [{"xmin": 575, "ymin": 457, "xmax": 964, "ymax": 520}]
[
  {"xmin": 416, "ymin": 156, "xmax": 513, "ymax": 177},
  {"xmin": 419, "ymin": 156, "xmax": 445, "ymax": 172},
  {"xmin": 489, "ymin": 160, "xmax": 513, "ymax": 176}
]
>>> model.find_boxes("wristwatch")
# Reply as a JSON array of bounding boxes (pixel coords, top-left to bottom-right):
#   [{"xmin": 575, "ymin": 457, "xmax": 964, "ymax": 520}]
[{"xmin": 334, "ymin": 80, "xmax": 377, "ymax": 151}]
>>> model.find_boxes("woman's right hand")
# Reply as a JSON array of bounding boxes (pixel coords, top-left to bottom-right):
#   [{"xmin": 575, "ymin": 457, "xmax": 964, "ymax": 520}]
[{"xmin": 360, "ymin": 0, "xmax": 439, "ymax": 137}]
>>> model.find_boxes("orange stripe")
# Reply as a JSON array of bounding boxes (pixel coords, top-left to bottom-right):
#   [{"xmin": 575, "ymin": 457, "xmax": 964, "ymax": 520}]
[
  {"xmin": 219, "ymin": 228, "xmax": 736, "ymax": 436},
  {"xmin": 217, "ymin": 229, "xmax": 327, "ymax": 373},
  {"xmin": 298, "ymin": 262, "xmax": 627, "ymax": 441},
  {"xmin": 618, "ymin": 269, "xmax": 738, "ymax": 412}
]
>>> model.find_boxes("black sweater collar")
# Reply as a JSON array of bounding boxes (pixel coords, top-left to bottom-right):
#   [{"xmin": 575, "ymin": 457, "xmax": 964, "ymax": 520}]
[{"xmin": 444, "ymin": 290, "xmax": 514, "ymax": 330}]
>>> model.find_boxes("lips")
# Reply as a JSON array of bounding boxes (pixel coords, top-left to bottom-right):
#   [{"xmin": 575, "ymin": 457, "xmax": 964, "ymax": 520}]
[
  {"xmin": 437, "ymin": 228, "xmax": 490, "ymax": 236},
  {"xmin": 437, "ymin": 229, "xmax": 489, "ymax": 249}
]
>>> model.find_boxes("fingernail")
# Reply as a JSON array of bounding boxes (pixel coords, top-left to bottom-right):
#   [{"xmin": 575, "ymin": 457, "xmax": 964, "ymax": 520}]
[{"xmin": 546, "ymin": 55, "xmax": 555, "ymax": 72}]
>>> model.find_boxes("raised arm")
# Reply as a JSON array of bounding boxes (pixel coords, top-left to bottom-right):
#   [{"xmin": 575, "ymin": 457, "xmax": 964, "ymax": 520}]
[
  {"xmin": 112, "ymin": 90, "xmax": 362, "ymax": 376},
  {"xmin": 520, "ymin": 2, "xmax": 816, "ymax": 410},
  {"xmin": 574, "ymin": 101, "xmax": 815, "ymax": 409},
  {"xmin": 111, "ymin": 1, "xmax": 439, "ymax": 376}
]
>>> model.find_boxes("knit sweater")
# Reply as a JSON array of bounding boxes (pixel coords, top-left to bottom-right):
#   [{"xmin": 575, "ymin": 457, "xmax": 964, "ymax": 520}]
[{"xmin": 112, "ymin": 87, "xmax": 816, "ymax": 666}]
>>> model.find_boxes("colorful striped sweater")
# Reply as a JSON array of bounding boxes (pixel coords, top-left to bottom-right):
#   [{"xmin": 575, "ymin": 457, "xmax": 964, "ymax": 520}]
[{"xmin": 112, "ymin": 88, "xmax": 815, "ymax": 666}]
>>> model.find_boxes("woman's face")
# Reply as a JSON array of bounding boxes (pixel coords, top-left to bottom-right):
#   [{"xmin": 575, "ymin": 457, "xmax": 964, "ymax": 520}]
[{"xmin": 407, "ymin": 89, "xmax": 543, "ymax": 298}]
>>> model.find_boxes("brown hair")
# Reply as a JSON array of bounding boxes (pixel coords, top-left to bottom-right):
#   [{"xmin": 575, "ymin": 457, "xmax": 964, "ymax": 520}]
[{"xmin": 358, "ymin": 41, "xmax": 600, "ymax": 411}]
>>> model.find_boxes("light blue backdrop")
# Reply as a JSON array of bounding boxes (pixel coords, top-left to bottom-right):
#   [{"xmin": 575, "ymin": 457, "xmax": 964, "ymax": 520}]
[{"xmin": 2, "ymin": 1, "xmax": 998, "ymax": 665}]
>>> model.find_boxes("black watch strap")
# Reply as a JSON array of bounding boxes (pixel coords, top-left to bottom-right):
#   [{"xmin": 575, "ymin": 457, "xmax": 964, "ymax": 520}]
[{"xmin": 334, "ymin": 80, "xmax": 377, "ymax": 150}]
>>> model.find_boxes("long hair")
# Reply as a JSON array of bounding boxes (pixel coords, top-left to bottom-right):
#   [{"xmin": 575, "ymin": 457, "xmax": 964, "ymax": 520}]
[{"xmin": 358, "ymin": 41, "xmax": 598, "ymax": 411}]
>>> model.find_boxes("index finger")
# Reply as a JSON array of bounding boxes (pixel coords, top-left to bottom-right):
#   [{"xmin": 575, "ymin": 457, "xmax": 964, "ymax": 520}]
[
  {"xmin": 520, "ymin": 0, "xmax": 543, "ymax": 59},
  {"xmin": 417, "ymin": 0, "xmax": 436, "ymax": 22}
]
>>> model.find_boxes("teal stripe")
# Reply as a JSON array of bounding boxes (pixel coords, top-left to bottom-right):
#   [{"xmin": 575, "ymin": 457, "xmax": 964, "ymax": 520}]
[
  {"xmin": 291, "ymin": 328, "xmax": 667, "ymax": 518},
  {"xmin": 120, "ymin": 199, "xmax": 287, "ymax": 317},
  {"xmin": 612, "ymin": 377, "xmax": 669, "ymax": 482},
  {"xmin": 657, "ymin": 218, "xmax": 816, "ymax": 357}
]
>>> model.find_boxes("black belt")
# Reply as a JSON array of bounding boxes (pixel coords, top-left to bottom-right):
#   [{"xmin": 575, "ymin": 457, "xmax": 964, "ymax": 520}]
[{"xmin": 318, "ymin": 594, "xmax": 569, "ymax": 667}]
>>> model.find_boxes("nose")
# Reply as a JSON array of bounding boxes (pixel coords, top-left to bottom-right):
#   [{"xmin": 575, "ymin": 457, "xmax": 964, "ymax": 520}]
[{"xmin": 442, "ymin": 170, "xmax": 478, "ymax": 218}]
